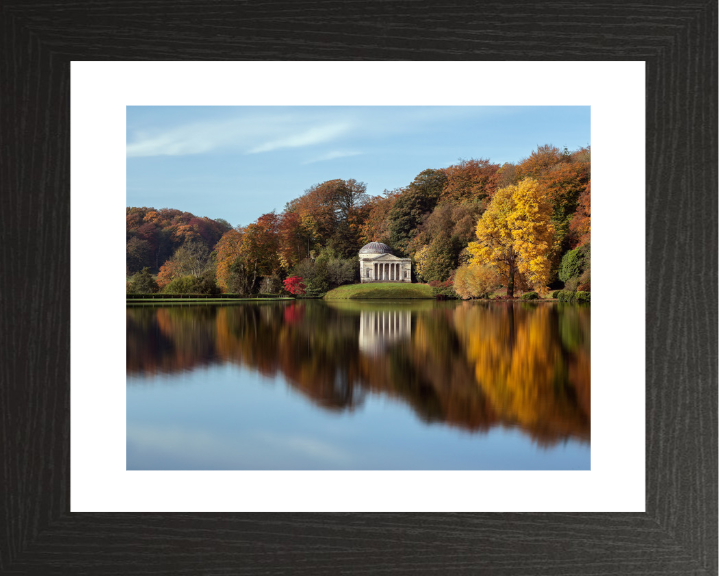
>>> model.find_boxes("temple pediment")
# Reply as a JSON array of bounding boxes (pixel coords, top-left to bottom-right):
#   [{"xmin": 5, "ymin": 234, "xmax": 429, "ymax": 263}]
[{"xmin": 361, "ymin": 253, "xmax": 409, "ymax": 261}]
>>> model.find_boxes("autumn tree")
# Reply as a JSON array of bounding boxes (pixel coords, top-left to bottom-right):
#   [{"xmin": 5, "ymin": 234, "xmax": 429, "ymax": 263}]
[
  {"xmin": 569, "ymin": 180, "xmax": 591, "ymax": 247},
  {"xmin": 515, "ymin": 144, "xmax": 567, "ymax": 179},
  {"xmin": 126, "ymin": 207, "xmax": 230, "ymax": 273},
  {"xmin": 441, "ymin": 158, "xmax": 500, "ymax": 204},
  {"xmin": 156, "ymin": 259, "xmax": 183, "ymax": 290},
  {"xmin": 214, "ymin": 213, "xmax": 282, "ymax": 295},
  {"xmin": 283, "ymin": 276, "xmax": 306, "ymax": 296},
  {"xmin": 215, "ymin": 228, "xmax": 245, "ymax": 292},
  {"xmin": 468, "ymin": 178, "xmax": 556, "ymax": 296},
  {"xmin": 408, "ymin": 201, "xmax": 481, "ymax": 279},
  {"xmin": 414, "ymin": 232, "xmax": 456, "ymax": 282},
  {"xmin": 333, "ymin": 178, "xmax": 370, "ymax": 255},
  {"xmin": 496, "ymin": 162, "xmax": 519, "ymax": 189},
  {"xmin": 387, "ymin": 169, "xmax": 446, "ymax": 255},
  {"xmin": 290, "ymin": 179, "xmax": 369, "ymax": 257},
  {"xmin": 515, "ymin": 145, "xmax": 590, "ymax": 257},
  {"xmin": 231, "ymin": 213, "xmax": 281, "ymax": 294},
  {"xmin": 277, "ymin": 210, "xmax": 310, "ymax": 270},
  {"xmin": 156, "ymin": 240, "xmax": 212, "ymax": 288},
  {"xmin": 359, "ymin": 190, "xmax": 400, "ymax": 246},
  {"xmin": 453, "ymin": 263, "xmax": 501, "ymax": 299}
]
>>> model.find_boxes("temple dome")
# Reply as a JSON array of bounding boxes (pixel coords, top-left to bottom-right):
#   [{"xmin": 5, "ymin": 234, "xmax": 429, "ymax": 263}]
[{"xmin": 359, "ymin": 242, "xmax": 392, "ymax": 255}]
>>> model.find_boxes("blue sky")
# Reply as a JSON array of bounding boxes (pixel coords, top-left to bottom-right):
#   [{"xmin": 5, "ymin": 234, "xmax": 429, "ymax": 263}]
[{"xmin": 127, "ymin": 106, "xmax": 590, "ymax": 228}]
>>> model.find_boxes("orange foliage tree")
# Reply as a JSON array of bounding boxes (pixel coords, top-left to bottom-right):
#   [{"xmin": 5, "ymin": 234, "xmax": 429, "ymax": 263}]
[
  {"xmin": 215, "ymin": 228, "xmax": 245, "ymax": 292},
  {"xmin": 569, "ymin": 180, "xmax": 591, "ymax": 247},
  {"xmin": 290, "ymin": 179, "xmax": 369, "ymax": 256},
  {"xmin": 359, "ymin": 190, "xmax": 400, "ymax": 246},
  {"xmin": 441, "ymin": 158, "xmax": 501, "ymax": 204},
  {"xmin": 215, "ymin": 213, "xmax": 281, "ymax": 294}
]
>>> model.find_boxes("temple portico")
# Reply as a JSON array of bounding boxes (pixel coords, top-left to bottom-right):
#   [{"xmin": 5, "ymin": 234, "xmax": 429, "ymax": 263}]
[{"xmin": 358, "ymin": 242, "xmax": 412, "ymax": 283}]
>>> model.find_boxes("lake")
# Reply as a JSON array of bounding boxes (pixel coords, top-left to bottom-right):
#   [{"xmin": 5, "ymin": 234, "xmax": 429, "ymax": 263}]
[{"xmin": 127, "ymin": 299, "xmax": 590, "ymax": 470}]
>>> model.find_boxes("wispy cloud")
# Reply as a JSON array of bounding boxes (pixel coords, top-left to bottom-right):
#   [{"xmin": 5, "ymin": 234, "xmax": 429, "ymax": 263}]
[
  {"xmin": 248, "ymin": 123, "xmax": 351, "ymax": 154},
  {"xmin": 126, "ymin": 119, "xmax": 246, "ymax": 158},
  {"xmin": 301, "ymin": 150, "xmax": 363, "ymax": 164},
  {"xmin": 127, "ymin": 115, "xmax": 352, "ymax": 158}
]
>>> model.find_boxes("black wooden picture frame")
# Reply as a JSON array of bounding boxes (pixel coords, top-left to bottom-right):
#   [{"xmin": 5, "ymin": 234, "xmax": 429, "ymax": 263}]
[{"xmin": 2, "ymin": 2, "xmax": 717, "ymax": 574}]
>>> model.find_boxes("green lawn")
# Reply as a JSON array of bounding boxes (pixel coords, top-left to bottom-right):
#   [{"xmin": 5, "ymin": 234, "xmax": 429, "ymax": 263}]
[
  {"xmin": 324, "ymin": 283, "xmax": 435, "ymax": 300},
  {"xmin": 126, "ymin": 297, "xmax": 293, "ymax": 305}
]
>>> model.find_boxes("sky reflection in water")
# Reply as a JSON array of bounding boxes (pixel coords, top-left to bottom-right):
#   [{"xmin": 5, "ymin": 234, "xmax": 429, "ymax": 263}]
[{"xmin": 127, "ymin": 300, "xmax": 590, "ymax": 470}]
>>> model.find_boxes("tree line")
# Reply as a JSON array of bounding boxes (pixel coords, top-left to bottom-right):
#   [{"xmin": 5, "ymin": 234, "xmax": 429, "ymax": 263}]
[{"xmin": 127, "ymin": 144, "xmax": 590, "ymax": 298}]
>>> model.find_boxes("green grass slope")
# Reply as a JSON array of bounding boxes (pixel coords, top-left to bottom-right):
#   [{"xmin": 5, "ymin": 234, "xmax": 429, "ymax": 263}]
[{"xmin": 324, "ymin": 283, "xmax": 435, "ymax": 300}]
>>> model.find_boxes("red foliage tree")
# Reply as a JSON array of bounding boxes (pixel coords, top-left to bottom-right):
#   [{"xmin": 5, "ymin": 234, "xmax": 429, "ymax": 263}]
[{"xmin": 283, "ymin": 276, "xmax": 306, "ymax": 295}]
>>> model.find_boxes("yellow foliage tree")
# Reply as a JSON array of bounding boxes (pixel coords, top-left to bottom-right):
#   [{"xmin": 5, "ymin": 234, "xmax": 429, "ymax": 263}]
[
  {"xmin": 414, "ymin": 244, "xmax": 430, "ymax": 280},
  {"xmin": 453, "ymin": 263, "xmax": 501, "ymax": 299},
  {"xmin": 468, "ymin": 178, "xmax": 555, "ymax": 296}
]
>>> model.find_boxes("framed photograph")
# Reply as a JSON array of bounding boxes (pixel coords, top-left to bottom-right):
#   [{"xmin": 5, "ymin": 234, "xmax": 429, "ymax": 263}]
[{"xmin": 3, "ymin": 2, "xmax": 716, "ymax": 574}]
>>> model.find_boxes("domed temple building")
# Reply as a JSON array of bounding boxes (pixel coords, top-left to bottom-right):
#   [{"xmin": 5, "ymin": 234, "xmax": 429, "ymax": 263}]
[{"xmin": 358, "ymin": 242, "xmax": 412, "ymax": 283}]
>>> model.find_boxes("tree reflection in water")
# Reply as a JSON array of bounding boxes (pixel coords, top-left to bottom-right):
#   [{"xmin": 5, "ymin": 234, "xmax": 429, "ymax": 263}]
[{"xmin": 127, "ymin": 300, "xmax": 589, "ymax": 446}]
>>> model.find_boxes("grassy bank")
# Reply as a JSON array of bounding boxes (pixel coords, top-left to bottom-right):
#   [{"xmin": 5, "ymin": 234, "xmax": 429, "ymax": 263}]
[
  {"xmin": 127, "ymin": 297, "xmax": 293, "ymax": 305},
  {"xmin": 324, "ymin": 283, "xmax": 435, "ymax": 300}
]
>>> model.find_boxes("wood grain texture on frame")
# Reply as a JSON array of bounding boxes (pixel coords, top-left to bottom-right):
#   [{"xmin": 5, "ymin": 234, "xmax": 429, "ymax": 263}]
[{"xmin": 1, "ymin": 1, "xmax": 716, "ymax": 574}]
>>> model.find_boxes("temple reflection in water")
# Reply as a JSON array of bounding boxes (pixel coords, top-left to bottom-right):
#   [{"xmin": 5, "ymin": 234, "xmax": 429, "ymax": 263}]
[{"xmin": 358, "ymin": 309, "xmax": 412, "ymax": 356}]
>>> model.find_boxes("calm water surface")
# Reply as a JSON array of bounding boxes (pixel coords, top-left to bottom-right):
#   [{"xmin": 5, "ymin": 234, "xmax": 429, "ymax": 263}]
[{"xmin": 127, "ymin": 300, "xmax": 590, "ymax": 469}]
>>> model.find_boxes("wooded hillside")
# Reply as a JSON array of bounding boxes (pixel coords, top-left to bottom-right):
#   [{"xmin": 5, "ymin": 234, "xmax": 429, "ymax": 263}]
[{"xmin": 127, "ymin": 144, "xmax": 590, "ymax": 298}]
